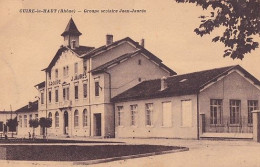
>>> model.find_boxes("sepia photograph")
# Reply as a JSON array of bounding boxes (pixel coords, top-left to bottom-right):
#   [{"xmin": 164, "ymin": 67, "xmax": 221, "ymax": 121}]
[{"xmin": 0, "ymin": 0, "xmax": 260, "ymax": 166}]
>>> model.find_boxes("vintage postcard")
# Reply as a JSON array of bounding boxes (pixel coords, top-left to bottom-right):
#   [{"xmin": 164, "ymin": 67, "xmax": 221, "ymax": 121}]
[{"xmin": 0, "ymin": 0, "xmax": 260, "ymax": 166}]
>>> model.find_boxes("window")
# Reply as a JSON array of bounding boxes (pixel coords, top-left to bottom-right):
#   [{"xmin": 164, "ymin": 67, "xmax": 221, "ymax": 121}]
[
  {"xmin": 181, "ymin": 100, "xmax": 192, "ymax": 127},
  {"xmin": 35, "ymin": 114, "xmax": 38, "ymax": 120},
  {"xmin": 210, "ymin": 99, "xmax": 222, "ymax": 125},
  {"xmin": 41, "ymin": 92, "xmax": 44, "ymax": 104},
  {"xmin": 48, "ymin": 112, "xmax": 52, "ymax": 118},
  {"xmin": 145, "ymin": 103, "xmax": 153, "ymax": 126},
  {"xmin": 83, "ymin": 59, "xmax": 87, "ymax": 73},
  {"xmin": 72, "ymin": 40, "xmax": 76, "ymax": 48},
  {"xmin": 48, "ymin": 71, "xmax": 51, "ymax": 80},
  {"xmin": 55, "ymin": 112, "xmax": 59, "ymax": 127},
  {"xmin": 19, "ymin": 115, "xmax": 22, "ymax": 127},
  {"xmin": 63, "ymin": 87, "xmax": 70, "ymax": 100},
  {"xmin": 48, "ymin": 112, "xmax": 52, "ymax": 127},
  {"xmin": 55, "ymin": 89, "xmax": 59, "ymax": 102},
  {"xmin": 48, "ymin": 90, "xmax": 52, "ymax": 103},
  {"xmin": 83, "ymin": 83, "xmax": 87, "ymax": 98},
  {"xmin": 230, "ymin": 100, "xmax": 241, "ymax": 124},
  {"xmin": 162, "ymin": 102, "xmax": 172, "ymax": 127},
  {"xmin": 248, "ymin": 100, "xmax": 258, "ymax": 124},
  {"xmin": 75, "ymin": 85, "xmax": 78, "ymax": 99},
  {"xmin": 29, "ymin": 114, "xmax": 32, "ymax": 120},
  {"xmin": 74, "ymin": 110, "xmax": 79, "ymax": 127},
  {"xmin": 117, "ymin": 106, "xmax": 124, "ymax": 126},
  {"xmin": 138, "ymin": 59, "xmax": 141, "ymax": 65},
  {"xmin": 55, "ymin": 69, "xmax": 58, "ymax": 79},
  {"xmin": 95, "ymin": 81, "xmax": 100, "ymax": 96},
  {"xmin": 63, "ymin": 66, "xmax": 69, "ymax": 78},
  {"xmin": 83, "ymin": 109, "xmax": 88, "ymax": 127},
  {"xmin": 130, "ymin": 105, "xmax": 138, "ymax": 126},
  {"xmin": 74, "ymin": 62, "xmax": 78, "ymax": 74},
  {"xmin": 24, "ymin": 115, "xmax": 27, "ymax": 128}
]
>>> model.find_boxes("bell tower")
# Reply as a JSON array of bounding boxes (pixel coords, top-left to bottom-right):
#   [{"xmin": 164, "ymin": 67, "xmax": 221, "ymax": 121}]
[{"xmin": 61, "ymin": 18, "xmax": 82, "ymax": 49}]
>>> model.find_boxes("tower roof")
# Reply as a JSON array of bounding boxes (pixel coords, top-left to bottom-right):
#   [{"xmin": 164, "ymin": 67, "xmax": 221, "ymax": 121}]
[{"xmin": 61, "ymin": 18, "xmax": 82, "ymax": 36}]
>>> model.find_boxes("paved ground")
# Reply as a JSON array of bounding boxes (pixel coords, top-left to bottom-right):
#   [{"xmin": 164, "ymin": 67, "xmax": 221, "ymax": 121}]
[{"xmin": 1, "ymin": 137, "xmax": 260, "ymax": 167}]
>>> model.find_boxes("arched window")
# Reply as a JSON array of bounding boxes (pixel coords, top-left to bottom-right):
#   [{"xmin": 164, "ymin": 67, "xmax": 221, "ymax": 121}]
[
  {"xmin": 48, "ymin": 112, "xmax": 52, "ymax": 127},
  {"xmin": 48, "ymin": 112, "xmax": 52, "ymax": 119},
  {"xmin": 74, "ymin": 110, "xmax": 79, "ymax": 127},
  {"xmin": 83, "ymin": 109, "xmax": 88, "ymax": 127},
  {"xmin": 55, "ymin": 112, "xmax": 59, "ymax": 127}
]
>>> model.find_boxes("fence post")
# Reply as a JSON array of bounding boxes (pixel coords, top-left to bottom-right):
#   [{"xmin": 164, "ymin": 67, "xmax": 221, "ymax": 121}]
[{"xmin": 252, "ymin": 110, "xmax": 260, "ymax": 142}]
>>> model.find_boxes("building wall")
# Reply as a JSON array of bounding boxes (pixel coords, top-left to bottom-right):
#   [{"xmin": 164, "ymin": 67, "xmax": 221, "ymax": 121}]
[
  {"xmin": 91, "ymin": 42, "xmax": 137, "ymax": 69},
  {"xmin": 38, "ymin": 40, "xmax": 172, "ymax": 138},
  {"xmin": 17, "ymin": 112, "xmax": 39, "ymax": 138},
  {"xmin": 107, "ymin": 53, "xmax": 171, "ymax": 98},
  {"xmin": 115, "ymin": 95, "xmax": 198, "ymax": 139},
  {"xmin": 0, "ymin": 112, "xmax": 12, "ymax": 134},
  {"xmin": 199, "ymin": 70, "xmax": 260, "ymax": 133}
]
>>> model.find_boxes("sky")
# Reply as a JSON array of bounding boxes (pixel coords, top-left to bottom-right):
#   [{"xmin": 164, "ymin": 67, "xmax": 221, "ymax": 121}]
[{"xmin": 0, "ymin": 0, "xmax": 259, "ymax": 111}]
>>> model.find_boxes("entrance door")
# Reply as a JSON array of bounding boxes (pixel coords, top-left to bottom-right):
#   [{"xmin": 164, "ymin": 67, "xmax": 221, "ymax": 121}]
[
  {"xmin": 94, "ymin": 114, "xmax": 101, "ymax": 136},
  {"xmin": 64, "ymin": 111, "xmax": 68, "ymax": 135}
]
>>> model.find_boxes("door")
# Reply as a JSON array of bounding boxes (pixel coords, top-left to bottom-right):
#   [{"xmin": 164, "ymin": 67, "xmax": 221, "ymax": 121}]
[
  {"xmin": 94, "ymin": 114, "xmax": 101, "ymax": 136},
  {"xmin": 64, "ymin": 111, "xmax": 68, "ymax": 135}
]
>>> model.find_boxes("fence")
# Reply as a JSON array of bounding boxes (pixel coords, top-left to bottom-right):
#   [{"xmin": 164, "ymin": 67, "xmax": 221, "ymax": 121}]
[{"xmin": 202, "ymin": 116, "xmax": 253, "ymax": 133}]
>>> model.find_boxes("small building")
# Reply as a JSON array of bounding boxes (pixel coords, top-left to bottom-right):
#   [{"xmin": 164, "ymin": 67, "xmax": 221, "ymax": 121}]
[
  {"xmin": 16, "ymin": 101, "xmax": 39, "ymax": 138},
  {"xmin": 112, "ymin": 65, "xmax": 260, "ymax": 139},
  {"xmin": 0, "ymin": 111, "xmax": 14, "ymax": 136},
  {"xmin": 35, "ymin": 18, "xmax": 175, "ymax": 138}
]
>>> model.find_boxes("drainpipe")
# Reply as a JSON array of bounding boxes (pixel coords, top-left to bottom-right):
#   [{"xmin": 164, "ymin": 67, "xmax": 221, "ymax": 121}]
[
  {"xmin": 88, "ymin": 59, "xmax": 91, "ymax": 136},
  {"xmin": 45, "ymin": 70, "xmax": 48, "ymax": 138},
  {"xmin": 104, "ymin": 71, "xmax": 112, "ymax": 137},
  {"xmin": 197, "ymin": 92, "xmax": 200, "ymax": 140}
]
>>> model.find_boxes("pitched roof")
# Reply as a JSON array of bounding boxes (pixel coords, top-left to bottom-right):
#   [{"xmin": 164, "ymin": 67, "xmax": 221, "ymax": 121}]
[
  {"xmin": 45, "ymin": 46, "xmax": 94, "ymax": 70},
  {"xmin": 34, "ymin": 81, "xmax": 45, "ymax": 89},
  {"xmin": 80, "ymin": 37, "xmax": 151, "ymax": 59},
  {"xmin": 61, "ymin": 18, "xmax": 82, "ymax": 36},
  {"xmin": 112, "ymin": 65, "xmax": 260, "ymax": 102},
  {"xmin": 15, "ymin": 101, "xmax": 38, "ymax": 113},
  {"xmin": 0, "ymin": 111, "xmax": 12, "ymax": 114},
  {"xmin": 90, "ymin": 49, "xmax": 176, "ymax": 75}
]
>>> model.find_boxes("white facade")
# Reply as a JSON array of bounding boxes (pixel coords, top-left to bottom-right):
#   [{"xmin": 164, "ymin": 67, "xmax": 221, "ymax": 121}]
[{"xmin": 36, "ymin": 18, "xmax": 174, "ymax": 138}]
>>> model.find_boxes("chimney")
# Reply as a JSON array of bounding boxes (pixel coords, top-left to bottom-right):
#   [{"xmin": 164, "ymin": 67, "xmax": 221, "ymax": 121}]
[
  {"xmin": 160, "ymin": 76, "xmax": 168, "ymax": 91},
  {"xmin": 141, "ymin": 39, "xmax": 145, "ymax": 47},
  {"xmin": 28, "ymin": 101, "xmax": 32, "ymax": 108},
  {"xmin": 106, "ymin": 34, "xmax": 113, "ymax": 45}
]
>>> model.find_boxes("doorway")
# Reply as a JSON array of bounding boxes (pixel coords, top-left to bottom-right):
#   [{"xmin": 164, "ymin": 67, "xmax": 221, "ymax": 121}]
[
  {"xmin": 64, "ymin": 111, "xmax": 68, "ymax": 135},
  {"xmin": 94, "ymin": 113, "xmax": 101, "ymax": 136}
]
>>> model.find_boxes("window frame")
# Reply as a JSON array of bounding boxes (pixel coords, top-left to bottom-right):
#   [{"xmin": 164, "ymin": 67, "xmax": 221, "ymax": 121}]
[
  {"xmin": 24, "ymin": 115, "xmax": 27, "ymax": 128},
  {"xmin": 130, "ymin": 104, "xmax": 138, "ymax": 126},
  {"xmin": 117, "ymin": 106, "xmax": 124, "ymax": 126},
  {"xmin": 145, "ymin": 103, "xmax": 153, "ymax": 126},
  {"xmin": 229, "ymin": 99, "xmax": 241, "ymax": 125},
  {"xmin": 181, "ymin": 100, "xmax": 193, "ymax": 127},
  {"xmin": 210, "ymin": 99, "xmax": 223, "ymax": 125},
  {"xmin": 162, "ymin": 101, "xmax": 172, "ymax": 127},
  {"xmin": 75, "ymin": 85, "xmax": 79, "ymax": 100},
  {"xmin": 74, "ymin": 110, "xmax": 79, "ymax": 127},
  {"xmin": 95, "ymin": 81, "xmax": 100, "ymax": 97},
  {"xmin": 248, "ymin": 100, "xmax": 258, "ymax": 124},
  {"xmin": 83, "ymin": 109, "xmax": 88, "ymax": 127},
  {"xmin": 55, "ymin": 112, "xmax": 59, "ymax": 128},
  {"xmin": 83, "ymin": 83, "xmax": 87, "ymax": 98}
]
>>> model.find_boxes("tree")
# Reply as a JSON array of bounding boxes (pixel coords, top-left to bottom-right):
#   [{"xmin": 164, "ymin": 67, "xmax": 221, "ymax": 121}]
[
  {"xmin": 29, "ymin": 119, "xmax": 39, "ymax": 140},
  {"xmin": 6, "ymin": 117, "xmax": 18, "ymax": 138},
  {"xmin": 174, "ymin": 0, "xmax": 260, "ymax": 59},
  {"xmin": 39, "ymin": 117, "xmax": 52, "ymax": 139}
]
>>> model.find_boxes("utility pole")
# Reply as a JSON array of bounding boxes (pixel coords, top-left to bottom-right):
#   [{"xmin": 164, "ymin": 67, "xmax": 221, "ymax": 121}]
[{"xmin": 10, "ymin": 104, "xmax": 13, "ymax": 138}]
